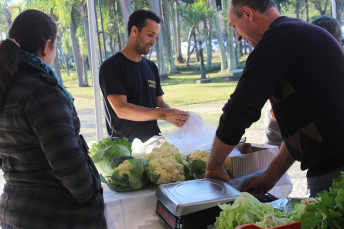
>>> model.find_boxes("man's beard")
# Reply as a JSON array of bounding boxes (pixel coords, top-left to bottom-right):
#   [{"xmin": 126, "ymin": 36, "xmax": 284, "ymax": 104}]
[{"xmin": 135, "ymin": 35, "xmax": 152, "ymax": 55}]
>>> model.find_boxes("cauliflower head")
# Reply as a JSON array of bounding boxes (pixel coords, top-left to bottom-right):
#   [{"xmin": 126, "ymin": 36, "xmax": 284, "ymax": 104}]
[
  {"xmin": 113, "ymin": 160, "xmax": 133, "ymax": 176},
  {"xmin": 189, "ymin": 150, "xmax": 210, "ymax": 162},
  {"xmin": 147, "ymin": 157, "xmax": 185, "ymax": 184},
  {"xmin": 145, "ymin": 141, "xmax": 191, "ymax": 184},
  {"xmin": 144, "ymin": 141, "xmax": 186, "ymax": 161}
]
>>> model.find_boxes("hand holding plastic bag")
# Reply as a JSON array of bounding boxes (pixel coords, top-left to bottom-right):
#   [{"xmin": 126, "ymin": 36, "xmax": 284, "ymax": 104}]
[{"xmin": 164, "ymin": 111, "xmax": 216, "ymax": 154}]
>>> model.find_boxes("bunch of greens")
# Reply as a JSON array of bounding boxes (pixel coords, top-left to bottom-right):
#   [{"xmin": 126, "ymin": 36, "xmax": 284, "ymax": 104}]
[
  {"xmin": 90, "ymin": 138, "xmax": 149, "ymax": 192},
  {"xmin": 90, "ymin": 138, "xmax": 132, "ymax": 175},
  {"xmin": 100, "ymin": 158, "xmax": 148, "ymax": 192},
  {"xmin": 89, "ymin": 137, "xmax": 132, "ymax": 157},
  {"xmin": 214, "ymin": 192, "xmax": 294, "ymax": 229},
  {"xmin": 301, "ymin": 172, "xmax": 344, "ymax": 229}
]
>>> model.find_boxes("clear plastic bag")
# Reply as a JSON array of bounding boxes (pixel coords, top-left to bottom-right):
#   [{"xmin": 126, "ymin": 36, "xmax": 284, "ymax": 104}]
[{"xmin": 163, "ymin": 111, "xmax": 216, "ymax": 154}]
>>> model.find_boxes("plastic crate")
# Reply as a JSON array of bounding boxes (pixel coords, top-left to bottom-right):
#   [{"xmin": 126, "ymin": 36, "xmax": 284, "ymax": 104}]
[{"xmin": 235, "ymin": 221, "xmax": 301, "ymax": 229}]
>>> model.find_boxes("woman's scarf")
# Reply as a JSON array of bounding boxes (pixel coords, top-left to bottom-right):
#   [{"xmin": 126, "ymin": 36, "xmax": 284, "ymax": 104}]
[{"xmin": 23, "ymin": 51, "xmax": 75, "ymax": 108}]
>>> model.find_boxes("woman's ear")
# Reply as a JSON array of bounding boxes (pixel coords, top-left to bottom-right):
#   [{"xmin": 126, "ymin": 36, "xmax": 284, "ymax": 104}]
[{"xmin": 42, "ymin": 39, "xmax": 52, "ymax": 57}]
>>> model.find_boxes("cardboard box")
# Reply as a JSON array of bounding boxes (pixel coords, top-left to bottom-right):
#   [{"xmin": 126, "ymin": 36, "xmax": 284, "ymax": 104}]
[{"xmin": 224, "ymin": 142, "xmax": 279, "ymax": 178}]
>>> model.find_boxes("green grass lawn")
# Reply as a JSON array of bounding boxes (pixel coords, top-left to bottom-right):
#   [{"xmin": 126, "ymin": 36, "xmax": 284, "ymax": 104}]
[{"xmin": 63, "ymin": 53, "xmax": 243, "ymax": 107}]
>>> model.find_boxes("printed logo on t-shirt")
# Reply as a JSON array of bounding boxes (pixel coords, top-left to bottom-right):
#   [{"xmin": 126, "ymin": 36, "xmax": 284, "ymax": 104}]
[{"xmin": 148, "ymin": 80, "xmax": 156, "ymax": 88}]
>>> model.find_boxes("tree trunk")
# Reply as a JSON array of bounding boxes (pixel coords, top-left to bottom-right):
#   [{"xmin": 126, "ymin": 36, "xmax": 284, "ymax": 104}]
[
  {"xmin": 211, "ymin": 0, "xmax": 228, "ymax": 70},
  {"xmin": 53, "ymin": 49, "xmax": 62, "ymax": 79},
  {"xmin": 335, "ymin": 0, "xmax": 344, "ymax": 24},
  {"xmin": 79, "ymin": 2, "xmax": 92, "ymax": 72},
  {"xmin": 313, "ymin": 0, "xmax": 330, "ymax": 15},
  {"xmin": 175, "ymin": 0, "xmax": 183, "ymax": 63},
  {"xmin": 149, "ymin": 0, "xmax": 168, "ymax": 78},
  {"xmin": 4, "ymin": 9, "xmax": 12, "ymax": 32},
  {"xmin": 70, "ymin": 11, "xmax": 85, "ymax": 87},
  {"xmin": 186, "ymin": 27, "xmax": 195, "ymax": 68},
  {"xmin": 228, "ymin": 27, "xmax": 238, "ymax": 70},
  {"xmin": 305, "ymin": 0, "xmax": 309, "ymax": 22},
  {"xmin": 120, "ymin": 0, "xmax": 132, "ymax": 36},
  {"xmin": 82, "ymin": 56, "xmax": 89, "ymax": 86},
  {"xmin": 193, "ymin": 32, "xmax": 199, "ymax": 63},
  {"xmin": 62, "ymin": 52, "xmax": 70, "ymax": 76},
  {"xmin": 204, "ymin": 18, "xmax": 213, "ymax": 71},
  {"xmin": 170, "ymin": 0, "xmax": 178, "ymax": 63},
  {"xmin": 162, "ymin": 0, "xmax": 177, "ymax": 73}
]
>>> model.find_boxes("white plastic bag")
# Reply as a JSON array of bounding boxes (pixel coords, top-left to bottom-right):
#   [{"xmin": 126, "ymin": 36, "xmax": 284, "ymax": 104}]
[{"xmin": 163, "ymin": 111, "xmax": 216, "ymax": 154}]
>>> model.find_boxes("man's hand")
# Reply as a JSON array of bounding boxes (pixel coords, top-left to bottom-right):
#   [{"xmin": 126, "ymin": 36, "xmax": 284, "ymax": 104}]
[
  {"xmin": 241, "ymin": 142, "xmax": 295, "ymax": 196},
  {"xmin": 204, "ymin": 136, "xmax": 236, "ymax": 184},
  {"xmin": 240, "ymin": 173, "xmax": 275, "ymax": 196},
  {"xmin": 204, "ymin": 168, "xmax": 230, "ymax": 184},
  {"xmin": 163, "ymin": 108, "xmax": 190, "ymax": 127}
]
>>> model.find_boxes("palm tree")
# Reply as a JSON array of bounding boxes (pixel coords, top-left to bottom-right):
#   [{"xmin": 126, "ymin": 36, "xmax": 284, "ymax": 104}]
[
  {"xmin": 162, "ymin": 0, "xmax": 177, "ymax": 73},
  {"xmin": 149, "ymin": 0, "xmax": 168, "ymax": 78},
  {"xmin": 210, "ymin": 0, "xmax": 227, "ymax": 70}
]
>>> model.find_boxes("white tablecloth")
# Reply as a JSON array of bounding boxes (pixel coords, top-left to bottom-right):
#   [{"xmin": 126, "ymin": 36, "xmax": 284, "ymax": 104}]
[{"xmin": 103, "ymin": 184, "xmax": 167, "ymax": 229}]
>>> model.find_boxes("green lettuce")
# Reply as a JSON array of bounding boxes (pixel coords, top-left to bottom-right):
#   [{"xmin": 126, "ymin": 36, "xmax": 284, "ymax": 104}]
[
  {"xmin": 215, "ymin": 192, "xmax": 296, "ymax": 229},
  {"xmin": 89, "ymin": 138, "xmax": 132, "ymax": 176},
  {"xmin": 89, "ymin": 137, "xmax": 132, "ymax": 157},
  {"xmin": 255, "ymin": 213, "xmax": 293, "ymax": 228},
  {"xmin": 215, "ymin": 192, "xmax": 274, "ymax": 229}
]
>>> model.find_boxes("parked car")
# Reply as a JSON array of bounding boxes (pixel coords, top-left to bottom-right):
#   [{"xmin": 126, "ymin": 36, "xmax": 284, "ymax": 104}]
[
  {"xmin": 201, "ymin": 39, "xmax": 220, "ymax": 53},
  {"xmin": 181, "ymin": 41, "xmax": 202, "ymax": 55}
]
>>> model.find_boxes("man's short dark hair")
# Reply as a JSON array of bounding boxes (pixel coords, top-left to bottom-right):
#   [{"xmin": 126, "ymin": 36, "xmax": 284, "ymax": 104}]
[
  {"xmin": 231, "ymin": 0, "xmax": 275, "ymax": 18},
  {"xmin": 127, "ymin": 10, "xmax": 161, "ymax": 37}
]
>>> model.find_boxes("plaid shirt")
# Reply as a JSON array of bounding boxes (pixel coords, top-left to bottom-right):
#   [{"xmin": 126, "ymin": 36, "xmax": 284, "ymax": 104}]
[{"xmin": 0, "ymin": 55, "xmax": 107, "ymax": 229}]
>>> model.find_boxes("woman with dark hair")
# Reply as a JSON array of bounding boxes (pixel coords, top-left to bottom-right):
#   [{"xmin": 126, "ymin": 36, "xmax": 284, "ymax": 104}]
[{"xmin": 0, "ymin": 9, "xmax": 106, "ymax": 229}]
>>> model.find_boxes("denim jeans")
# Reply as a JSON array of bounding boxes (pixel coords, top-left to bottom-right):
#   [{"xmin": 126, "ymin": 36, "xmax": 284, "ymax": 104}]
[{"xmin": 0, "ymin": 222, "xmax": 14, "ymax": 229}]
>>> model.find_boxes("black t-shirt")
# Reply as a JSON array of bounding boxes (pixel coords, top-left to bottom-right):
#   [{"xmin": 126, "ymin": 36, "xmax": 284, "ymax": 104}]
[
  {"xmin": 217, "ymin": 16, "xmax": 344, "ymax": 177},
  {"xmin": 99, "ymin": 52, "xmax": 164, "ymax": 143}
]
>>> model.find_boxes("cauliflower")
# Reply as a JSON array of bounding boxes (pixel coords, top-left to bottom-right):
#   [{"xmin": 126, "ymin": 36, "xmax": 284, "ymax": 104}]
[
  {"xmin": 144, "ymin": 141, "xmax": 187, "ymax": 161},
  {"xmin": 189, "ymin": 150, "xmax": 210, "ymax": 161},
  {"xmin": 145, "ymin": 141, "xmax": 191, "ymax": 184},
  {"xmin": 113, "ymin": 160, "xmax": 133, "ymax": 176},
  {"xmin": 187, "ymin": 150, "xmax": 210, "ymax": 179},
  {"xmin": 147, "ymin": 157, "xmax": 185, "ymax": 184}
]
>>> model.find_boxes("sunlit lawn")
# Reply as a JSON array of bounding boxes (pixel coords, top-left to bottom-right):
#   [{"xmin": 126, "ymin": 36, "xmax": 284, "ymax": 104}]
[{"xmin": 62, "ymin": 53, "xmax": 245, "ymax": 107}]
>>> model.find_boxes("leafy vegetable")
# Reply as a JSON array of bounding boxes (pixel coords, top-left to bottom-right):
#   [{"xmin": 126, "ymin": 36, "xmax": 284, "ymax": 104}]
[
  {"xmin": 215, "ymin": 192, "xmax": 294, "ymax": 229},
  {"xmin": 100, "ymin": 158, "xmax": 148, "ymax": 192},
  {"xmin": 89, "ymin": 138, "xmax": 132, "ymax": 176},
  {"xmin": 187, "ymin": 150, "xmax": 209, "ymax": 179},
  {"xmin": 89, "ymin": 137, "xmax": 132, "ymax": 157},
  {"xmin": 255, "ymin": 213, "xmax": 293, "ymax": 228},
  {"xmin": 301, "ymin": 172, "xmax": 344, "ymax": 229},
  {"xmin": 292, "ymin": 198, "xmax": 317, "ymax": 221},
  {"xmin": 112, "ymin": 156, "xmax": 134, "ymax": 168},
  {"xmin": 91, "ymin": 145, "xmax": 131, "ymax": 176}
]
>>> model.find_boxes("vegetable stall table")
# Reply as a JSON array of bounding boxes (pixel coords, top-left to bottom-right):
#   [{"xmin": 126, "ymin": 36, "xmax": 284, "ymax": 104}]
[{"xmin": 102, "ymin": 172, "xmax": 293, "ymax": 229}]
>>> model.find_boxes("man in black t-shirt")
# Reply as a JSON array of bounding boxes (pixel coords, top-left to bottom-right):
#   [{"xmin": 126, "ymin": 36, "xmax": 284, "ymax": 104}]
[{"xmin": 99, "ymin": 10, "xmax": 189, "ymax": 143}]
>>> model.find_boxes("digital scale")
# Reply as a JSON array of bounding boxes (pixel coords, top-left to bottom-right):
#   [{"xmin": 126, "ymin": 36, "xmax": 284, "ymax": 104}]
[{"xmin": 155, "ymin": 178, "xmax": 241, "ymax": 229}]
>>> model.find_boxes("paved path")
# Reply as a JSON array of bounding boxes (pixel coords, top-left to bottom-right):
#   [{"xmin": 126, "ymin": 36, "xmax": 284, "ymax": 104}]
[{"xmin": 0, "ymin": 99, "xmax": 309, "ymax": 199}]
